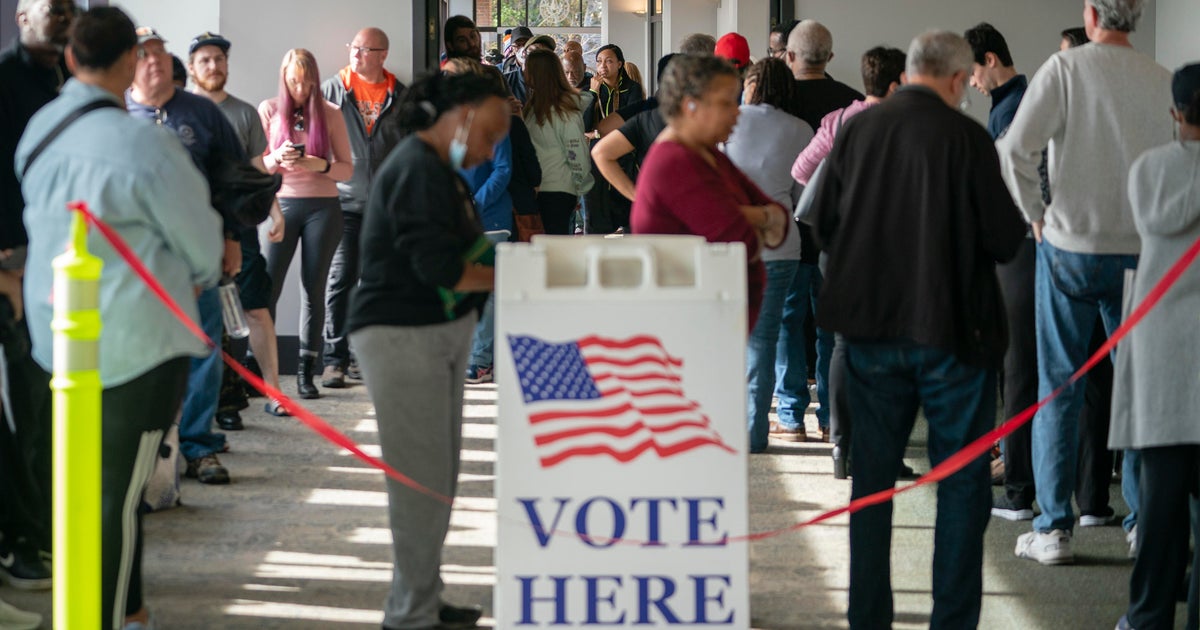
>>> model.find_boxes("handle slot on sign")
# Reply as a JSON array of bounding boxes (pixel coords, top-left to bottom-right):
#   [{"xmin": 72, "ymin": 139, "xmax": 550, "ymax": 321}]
[{"xmin": 586, "ymin": 245, "xmax": 656, "ymax": 290}]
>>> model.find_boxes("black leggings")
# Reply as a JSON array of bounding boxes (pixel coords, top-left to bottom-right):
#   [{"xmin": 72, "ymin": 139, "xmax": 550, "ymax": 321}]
[
  {"xmin": 538, "ymin": 191, "xmax": 579, "ymax": 236},
  {"xmin": 265, "ymin": 197, "xmax": 344, "ymax": 356},
  {"xmin": 100, "ymin": 357, "xmax": 189, "ymax": 628}
]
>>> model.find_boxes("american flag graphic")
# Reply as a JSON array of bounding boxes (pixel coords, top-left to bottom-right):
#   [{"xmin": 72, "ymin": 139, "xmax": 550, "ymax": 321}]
[{"xmin": 508, "ymin": 334, "xmax": 736, "ymax": 468}]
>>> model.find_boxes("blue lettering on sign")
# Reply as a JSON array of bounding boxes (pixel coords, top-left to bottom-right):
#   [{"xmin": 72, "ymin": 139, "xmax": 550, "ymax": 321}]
[
  {"xmin": 515, "ymin": 574, "xmax": 735, "ymax": 625},
  {"xmin": 517, "ymin": 497, "xmax": 726, "ymax": 547}
]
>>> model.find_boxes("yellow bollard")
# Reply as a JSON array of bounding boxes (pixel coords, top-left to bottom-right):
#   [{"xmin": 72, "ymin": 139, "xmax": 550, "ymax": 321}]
[{"xmin": 51, "ymin": 207, "xmax": 103, "ymax": 628}]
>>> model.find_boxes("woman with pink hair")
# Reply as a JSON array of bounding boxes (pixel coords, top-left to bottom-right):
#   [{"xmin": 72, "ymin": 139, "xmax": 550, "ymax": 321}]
[{"xmin": 258, "ymin": 49, "xmax": 353, "ymax": 399}]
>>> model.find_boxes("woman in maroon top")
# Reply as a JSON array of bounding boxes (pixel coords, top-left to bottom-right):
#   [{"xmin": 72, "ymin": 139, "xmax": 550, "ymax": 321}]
[{"xmin": 631, "ymin": 55, "xmax": 789, "ymax": 327}]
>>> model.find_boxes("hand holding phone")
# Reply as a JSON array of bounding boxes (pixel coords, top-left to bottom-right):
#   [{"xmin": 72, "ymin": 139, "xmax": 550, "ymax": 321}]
[{"xmin": 292, "ymin": 143, "xmax": 306, "ymax": 157}]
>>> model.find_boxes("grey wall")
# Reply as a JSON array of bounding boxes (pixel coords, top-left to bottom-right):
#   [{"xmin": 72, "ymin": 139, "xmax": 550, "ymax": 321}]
[
  {"xmin": 794, "ymin": 0, "xmax": 1156, "ymax": 123},
  {"xmin": 1156, "ymin": 0, "xmax": 1200, "ymax": 71}
]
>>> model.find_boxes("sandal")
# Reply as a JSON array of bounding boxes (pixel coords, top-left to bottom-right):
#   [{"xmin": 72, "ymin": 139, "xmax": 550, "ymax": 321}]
[{"xmin": 264, "ymin": 399, "xmax": 291, "ymax": 417}]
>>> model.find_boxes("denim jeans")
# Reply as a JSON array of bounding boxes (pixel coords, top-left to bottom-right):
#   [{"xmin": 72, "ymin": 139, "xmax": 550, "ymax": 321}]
[
  {"xmin": 468, "ymin": 231, "xmax": 511, "ymax": 367},
  {"xmin": 844, "ymin": 340, "xmax": 995, "ymax": 630},
  {"xmin": 775, "ymin": 262, "xmax": 833, "ymax": 430},
  {"xmin": 1032, "ymin": 240, "xmax": 1137, "ymax": 532},
  {"xmin": 179, "ymin": 287, "xmax": 227, "ymax": 460},
  {"xmin": 324, "ymin": 211, "xmax": 363, "ymax": 369},
  {"xmin": 746, "ymin": 260, "xmax": 798, "ymax": 452}
]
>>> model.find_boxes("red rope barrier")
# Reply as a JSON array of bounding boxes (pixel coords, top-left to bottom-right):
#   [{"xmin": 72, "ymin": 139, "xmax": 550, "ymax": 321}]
[{"xmin": 68, "ymin": 202, "xmax": 1200, "ymax": 542}]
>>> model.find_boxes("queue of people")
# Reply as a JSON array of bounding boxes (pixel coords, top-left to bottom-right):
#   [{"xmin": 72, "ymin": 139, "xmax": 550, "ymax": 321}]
[{"xmin": 0, "ymin": 0, "xmax": 1197, "ymax": 628}]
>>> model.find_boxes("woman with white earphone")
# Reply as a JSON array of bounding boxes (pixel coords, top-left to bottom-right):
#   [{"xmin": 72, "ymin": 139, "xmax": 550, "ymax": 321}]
[{"xmin": 631, "ymin": 55, "xmax": 790, "ymax": 332}]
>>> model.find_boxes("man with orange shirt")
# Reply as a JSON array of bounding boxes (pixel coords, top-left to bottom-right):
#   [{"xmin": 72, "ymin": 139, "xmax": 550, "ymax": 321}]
[{"xmin": 320, "ymin": 27, "xmax": 405, "ymax": 387}]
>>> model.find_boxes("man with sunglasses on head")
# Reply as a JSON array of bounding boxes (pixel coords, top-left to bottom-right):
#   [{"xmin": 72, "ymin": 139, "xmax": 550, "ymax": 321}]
[
  {"xmin": 0, "ymin": 0, "xmax": 76, "ymax": 597},
  {"xmin": 320, "ymin": 27, "xmax": 404, "ymax": 389},
  {"xmin": 126, "ymin": 26, "xmax": 247, "ymax": 486}
]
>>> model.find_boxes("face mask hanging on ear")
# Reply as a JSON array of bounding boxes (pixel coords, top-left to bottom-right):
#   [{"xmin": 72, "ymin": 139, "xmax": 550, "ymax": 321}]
[{"xmin": 449, "ymin": 107, "xmax": 476, "ymax": 170}]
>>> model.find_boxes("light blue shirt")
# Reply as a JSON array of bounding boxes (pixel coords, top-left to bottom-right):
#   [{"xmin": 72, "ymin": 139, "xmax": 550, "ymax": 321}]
[{"xmin": 17, "ymin": 79, "xmax": 223, "ymax": 386}]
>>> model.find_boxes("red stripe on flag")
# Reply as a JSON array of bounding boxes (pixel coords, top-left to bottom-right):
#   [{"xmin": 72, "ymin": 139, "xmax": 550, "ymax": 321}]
[
  {"xmin": 534, "ymin": 419, "xmax": 712, "ymax": 446},
  {"xmin": 540, "ymin": 436, "xmax": 739, "ymax": 467}
]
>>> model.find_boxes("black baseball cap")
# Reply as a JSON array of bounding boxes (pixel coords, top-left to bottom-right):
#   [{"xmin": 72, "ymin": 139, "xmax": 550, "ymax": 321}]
[
  {"xmin": 510, "ymin": 26, "xmax": 533, "ymax": 43},
  {"xmin": 189, "ymin": 31, "xmax": 231, "ymax": 56}
]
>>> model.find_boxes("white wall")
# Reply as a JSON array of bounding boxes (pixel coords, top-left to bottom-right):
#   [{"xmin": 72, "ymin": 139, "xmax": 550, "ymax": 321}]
[
  {"xmin": 603, "ymin": 0, "xmax": 648, "ymax": 76},
  {"xmin": 793, "ymin": 0, "xmax": 1156, "ymax": 122},
  {"xmin": 664, "ymin": 0, "xmax": 718, "ymax": 54},
  {"xmin": 1156, "ymin": 0, "xmax": 1200, "ymax": 71},
  {"xmin": 112, "ymin": 0, "xmax": 221, "ymax": 61}
]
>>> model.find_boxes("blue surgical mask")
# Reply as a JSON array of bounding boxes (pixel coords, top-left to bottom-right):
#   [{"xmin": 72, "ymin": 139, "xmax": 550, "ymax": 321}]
[{"xmin": 449, "ymin": 108, "xmax": 475, "ymax": 170}]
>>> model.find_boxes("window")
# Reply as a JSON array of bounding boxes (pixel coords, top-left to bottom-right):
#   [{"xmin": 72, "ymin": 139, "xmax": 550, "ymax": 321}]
[{"xmin": 475, "ymin": 0, "xmax": 603, "ymax": 64}]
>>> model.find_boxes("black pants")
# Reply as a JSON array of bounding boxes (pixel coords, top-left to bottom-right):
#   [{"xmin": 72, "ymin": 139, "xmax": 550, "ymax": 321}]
[
  {"xmin": 1128, "ymin": 446, "xmax": 1200, "ymax": 630},
  {"xmin": 1076, "ymin": 322, "xmax": 1115, "ymax": 515},
  {"xmin": 323, "ymin": 210, "xmax": 362, "ymax": 369},
  {"xmin": 0, "ymin": 312, "xmax": 52, "ymax": 553},
  {"xmin": 100, "ymin": 357, "xmax": 189, "ymax": 629},
  {"xmin": 583, "ymin": 180, "xmax": 631, "ymax": 235},
  {"xmin": 537, "ymin": 191, "xmax": 579, "ymax": 236},
  {"xmin": 265, "ymin": 197, "xmax": 344, "ymax": 356},
  {"xmin": 828, "ymin": 335, "xmax": 849, "ymax": 451},
  {"xmin": 997, "ymin": 237, "xmax": 1037, "ymax": 506}
]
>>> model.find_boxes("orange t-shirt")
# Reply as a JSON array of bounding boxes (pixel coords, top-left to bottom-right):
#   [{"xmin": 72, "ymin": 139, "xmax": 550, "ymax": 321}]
[{"xmin": 342, "ymin": 68, "xmax": 395, "ymax": 134}]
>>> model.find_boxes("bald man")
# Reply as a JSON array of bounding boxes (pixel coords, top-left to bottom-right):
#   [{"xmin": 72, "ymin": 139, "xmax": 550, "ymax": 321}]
[{"xmin": 320, "ymin": 27, "xmax": 406, "ymax": 387}]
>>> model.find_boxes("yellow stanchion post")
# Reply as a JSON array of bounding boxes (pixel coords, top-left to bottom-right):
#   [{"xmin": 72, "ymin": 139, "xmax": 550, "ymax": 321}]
[{"xmin": 51, "ymin": 207, "xmax": 103, "ymax": 628}]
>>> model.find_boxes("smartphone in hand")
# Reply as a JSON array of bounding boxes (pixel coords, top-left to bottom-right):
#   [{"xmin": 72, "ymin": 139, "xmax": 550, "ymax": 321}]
[{"xmin": 292, "ymin": 143, "xmax": 306, "ymax": 157}]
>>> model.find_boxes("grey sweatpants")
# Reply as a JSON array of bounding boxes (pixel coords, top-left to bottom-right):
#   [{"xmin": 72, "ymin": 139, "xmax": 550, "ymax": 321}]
[{"xmin": 350, "ymin": 315, "xmax": 475, "ymax": 629}]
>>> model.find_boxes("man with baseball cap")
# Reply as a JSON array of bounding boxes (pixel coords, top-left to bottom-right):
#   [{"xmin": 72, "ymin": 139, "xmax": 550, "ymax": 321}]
[
  {"xmin": 188, "ymin": 32, "xmax": 289, "ymax": 428},
  {"xmin": 501, "ymin": 25, "xmax": 533, "ymax": 74},
  {"xmin": 128, "ymin": 25, "xmax": 248, "ymax": 486},
  {"xmin": 714, "ymin": 32, "xmax": 751, "ymax": 73}
]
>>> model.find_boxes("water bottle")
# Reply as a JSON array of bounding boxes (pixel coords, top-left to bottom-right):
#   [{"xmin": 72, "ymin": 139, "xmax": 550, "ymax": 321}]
[{"xmin": 218, "ymin": 275, "xmax": 250, "ymax": 339}]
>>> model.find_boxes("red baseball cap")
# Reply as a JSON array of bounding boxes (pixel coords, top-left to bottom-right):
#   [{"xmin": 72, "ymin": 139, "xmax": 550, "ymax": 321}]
[{"xmin": 714, "ymin": 32, "xmax": 751, "ymax": 70}]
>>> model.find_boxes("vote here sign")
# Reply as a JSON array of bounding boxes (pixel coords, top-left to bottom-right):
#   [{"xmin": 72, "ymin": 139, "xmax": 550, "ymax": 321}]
[{"xmin": 494, "ymin": 236, "xmax": 750, "ymax": 629}]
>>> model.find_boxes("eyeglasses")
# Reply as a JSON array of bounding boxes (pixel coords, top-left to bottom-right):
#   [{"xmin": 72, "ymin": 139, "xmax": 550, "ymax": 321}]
[
  {"xmin": 767, "ymin": 47, "xmax": 787, "ymax": 58},
  {"xmin": 346, "ymin": 44, "xmax": 387, "ymax": 55},
  {"xmin": 292, "ymin": 108, "xmax": 305, "ymax": 132}
]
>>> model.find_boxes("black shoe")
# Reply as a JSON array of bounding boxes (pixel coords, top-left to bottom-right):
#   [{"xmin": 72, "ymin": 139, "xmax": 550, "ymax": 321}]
[
  {"xmin": 216, "ymin": 410, "xmax": 244, "ymax": 431},
  {"xmin": 898, "ymin": 462, "xmax": 918, "ymax": 479},
  {"xmin": 0, "ymin": 538, "xmax": 51, "ymax": 590},
  {"xmin": 297, "ymin": 356, "xmax": 320, "ymax": 399},
  {"xmin": 438, "ymin": 603, "xmax": 483, "ymax": 629},
  {"xmin": 832, "ymin": 445, "xmax": 848, "ymax": 480}
]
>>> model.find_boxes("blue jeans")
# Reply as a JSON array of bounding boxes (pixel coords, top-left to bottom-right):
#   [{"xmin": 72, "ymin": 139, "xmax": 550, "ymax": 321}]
[
  {"xmin": 468, "ymin": 232, "xmax": 510, "ymax": 367},
  {"xmin": 1032, "ymin": 240, "xmax": 1137, "ymax": 532},
  {"xmin": 844, "ymin": 340, "xmax": 995, "ymax": 630},
  {"xmin": 746, "ymin": 260, "xmax": 798, "ymax": 452},
  {"xmin": 775, "ymin": 262, "xmax": 833, "ymax": 430},
  {"xmin": 179, "ymin": 287, "xmax": 227, "ymax": 460}
]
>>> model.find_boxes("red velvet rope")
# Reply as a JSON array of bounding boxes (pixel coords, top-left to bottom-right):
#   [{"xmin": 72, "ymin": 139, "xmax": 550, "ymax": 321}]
[{"xmin": 68, "ymin": 201, "xmax": 1200, "ymax": 541}]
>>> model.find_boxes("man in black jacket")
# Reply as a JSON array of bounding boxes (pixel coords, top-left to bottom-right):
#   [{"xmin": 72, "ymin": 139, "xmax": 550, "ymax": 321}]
[
  {"xmin": 321, "ymin": 26, "xmax": 405, "ymax": 387},
  {"xmin": 810, "ymin": 30, "xmax": 1026, "ymax": 630}
]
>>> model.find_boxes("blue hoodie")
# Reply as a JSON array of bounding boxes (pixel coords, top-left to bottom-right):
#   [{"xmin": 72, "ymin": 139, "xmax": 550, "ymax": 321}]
[{"xmin": 461, "ymin": 135, "xmax": 513, "ymax": 233}]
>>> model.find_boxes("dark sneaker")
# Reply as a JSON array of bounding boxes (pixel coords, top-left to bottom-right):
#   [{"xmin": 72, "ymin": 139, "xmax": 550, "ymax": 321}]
[
  {"xmin": 216, "ymin": 410, "xmax": 244, "ymax": 431},
  {"xmin": 321, "ymin": 365, "xmax": 347, "ymax": 389},
  {"xmin": 992, "ymin": 494, "xmax": 1035, "ymax": 521},
  {"xmin": 1079, "ymin": 507, "xmax": 1118, "ymax": 527},
  {"xmin": 346, "ymin": 358, "xmax": 363, "ymax": 380},
  {"xmin": 438, "ymin": 603, "xmax": 483, "ymax": 629},
  {"xmin": 0, "ymin": 539, "xmax": 51, "ymax": 590},
  {"xmin": 768, "ymin": 420, "xmax": 806, "ymax": 442},
  {"xmin": 185, "ymin": 454, "xmax": 231, "ymax": 485},
  {"xmin": 465, "ymin": 365, "xmax": 493, "ymax": 384}
]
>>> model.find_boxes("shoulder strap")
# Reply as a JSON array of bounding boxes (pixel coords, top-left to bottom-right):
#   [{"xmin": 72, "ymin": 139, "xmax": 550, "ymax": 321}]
[{"xmin": 21, "ymin": 100, "xmax": 123, "ymax": 180}]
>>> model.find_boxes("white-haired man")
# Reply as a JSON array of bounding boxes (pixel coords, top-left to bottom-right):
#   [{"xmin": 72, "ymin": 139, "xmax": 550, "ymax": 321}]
[
  {"xmin": 997, "ymin": 0, "xmax": 1172, "ymax": 566},
  {"xmin": 809, "ymin": 30, "xmax": 1027, "ymax": 628}
]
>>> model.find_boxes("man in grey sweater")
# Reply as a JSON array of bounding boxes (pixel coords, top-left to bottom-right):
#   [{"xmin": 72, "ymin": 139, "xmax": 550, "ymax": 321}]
[{"xmin": 997, "ymin": 0, "xmax": 1172, "ymax": 566}]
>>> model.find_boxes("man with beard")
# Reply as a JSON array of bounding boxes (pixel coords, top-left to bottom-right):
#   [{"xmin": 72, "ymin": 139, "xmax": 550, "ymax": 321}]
[
  {"xmin": 443, "ymin": 15, "xmax": 481, "ymax": 62},
  {"xmin": 0, "ymin": 0, "xmax": 76, "ymax": 592},
  {"xmin": 189, "ymin": 32, "xmax": 288, "ymax": 425},
  {"xmin": 127, "ymin": 26, "xmax": 245, "ymax": 485}
]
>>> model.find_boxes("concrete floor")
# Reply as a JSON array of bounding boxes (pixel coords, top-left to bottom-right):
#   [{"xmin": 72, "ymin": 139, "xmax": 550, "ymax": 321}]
[{"xmin": 2, "ymin": 380, "xmax": 1162, "ymax": 629}]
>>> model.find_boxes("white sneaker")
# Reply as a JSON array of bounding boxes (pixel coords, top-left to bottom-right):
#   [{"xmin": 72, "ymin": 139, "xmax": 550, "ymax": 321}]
[
  {"xmin": 1015, "ymin": 529, "xmax": 1074, "ymax": 565},
  {"xmin": 0, "ymin": 597, "xmax": 42, "ymax": 630},
  {"xmin": 1126, "ymin": 525, "xmax": 1138, "ymax": 559}
]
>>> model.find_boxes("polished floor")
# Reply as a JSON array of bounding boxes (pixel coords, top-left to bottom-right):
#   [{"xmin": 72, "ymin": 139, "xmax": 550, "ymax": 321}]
[{"xmin": 3, "ymin": 378, "xmax": 1151, "ymax": 629}]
